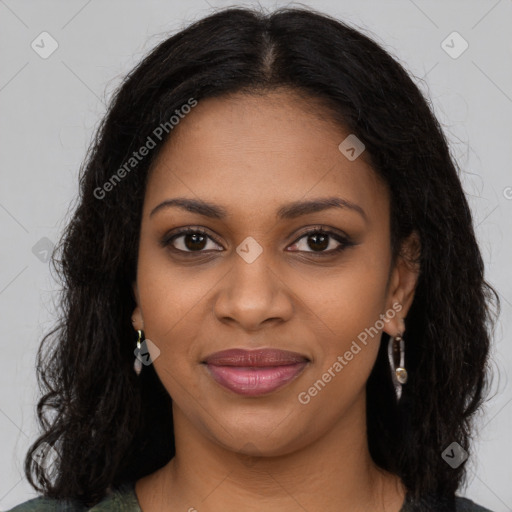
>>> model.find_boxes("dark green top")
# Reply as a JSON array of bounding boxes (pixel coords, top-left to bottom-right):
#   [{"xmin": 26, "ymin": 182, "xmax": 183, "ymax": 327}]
[{"xmin": 6, "ymin": 480, "xmax": 494, "ymax": 511}]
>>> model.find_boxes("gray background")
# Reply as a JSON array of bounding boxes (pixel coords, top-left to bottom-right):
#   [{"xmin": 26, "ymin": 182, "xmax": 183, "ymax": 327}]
[{"xmin": 1, "ymin": 0, "xmax": 511, "ymax": 510}]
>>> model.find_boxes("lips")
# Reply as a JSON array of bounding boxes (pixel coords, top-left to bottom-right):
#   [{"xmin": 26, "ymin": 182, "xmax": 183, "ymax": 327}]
[
  {"xmin": 202, "ymin": 348, "xmax": 309, "ymax": 396},
  {"xmin": 203, "ymin": 348, "xmax": 308, "ymax": 366}
]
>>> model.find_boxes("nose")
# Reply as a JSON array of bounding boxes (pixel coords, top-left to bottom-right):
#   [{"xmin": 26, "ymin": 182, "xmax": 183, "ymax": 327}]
[{"xmin": 212, "ymin": 251, "xmax": 294, "ymax": 332}]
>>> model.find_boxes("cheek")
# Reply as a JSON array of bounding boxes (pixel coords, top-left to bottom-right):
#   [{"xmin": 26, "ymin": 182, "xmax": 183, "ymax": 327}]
[
  {"xmin": 137, "ymin": 226, "xmax": 219, "ymax": 317},
  {"xmin": 135, "ymin": 244, "xmax": 211, "ymax": 369},
  {"xmin": 295, "ymin": 251, "xmax": 390, "ymax": 344},
  {"xmin": 290, "ymin": 249, "xmax": 391, "ymax": 395}
]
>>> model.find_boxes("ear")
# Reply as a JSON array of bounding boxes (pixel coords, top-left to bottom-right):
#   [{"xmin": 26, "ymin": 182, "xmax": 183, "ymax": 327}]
[
  {"xmin": 383, "ymin": 231, "xmax": 421, "ymax": 337},
  {"xmin": 131, "ymin": 280, "xmax": 144, "ymax": 331}
]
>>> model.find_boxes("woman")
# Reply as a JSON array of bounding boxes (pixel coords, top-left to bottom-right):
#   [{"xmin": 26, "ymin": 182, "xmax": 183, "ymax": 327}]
[{"xmin": 8, "ymin": 6, "xmax": 499, "ymax": 512}]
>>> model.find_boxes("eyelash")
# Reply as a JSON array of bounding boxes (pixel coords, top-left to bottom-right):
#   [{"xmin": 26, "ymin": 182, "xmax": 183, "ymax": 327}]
[{"xmin": 160, "ymin": 226, "xmax": 354, "ymax": 257}]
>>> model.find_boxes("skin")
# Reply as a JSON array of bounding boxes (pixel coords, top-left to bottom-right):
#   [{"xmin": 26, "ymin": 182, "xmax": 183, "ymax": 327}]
[{"xmin": 131, "ymin": 89, "xmax": 420, "ymax": 512}]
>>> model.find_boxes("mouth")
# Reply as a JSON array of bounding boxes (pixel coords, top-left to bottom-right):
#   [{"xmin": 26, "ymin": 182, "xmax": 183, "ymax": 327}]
[{"xmin": 202, "ymin": 348, "xmax": 310, "ymax": 397}]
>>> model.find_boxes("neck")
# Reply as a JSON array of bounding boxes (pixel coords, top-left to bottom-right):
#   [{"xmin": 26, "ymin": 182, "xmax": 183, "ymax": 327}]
[{"xmin": 135, "ymin": 392, "xmax": 406, "ymax": 512}]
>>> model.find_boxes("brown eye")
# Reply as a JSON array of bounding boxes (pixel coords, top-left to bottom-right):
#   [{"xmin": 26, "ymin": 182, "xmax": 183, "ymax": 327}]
[
  {"xmin": 182, "ymin": 232, "xmax": 207, "ymax": 251},
  {"xmin": 287, "ymin": 228, "xmax": 353, "ymax": 255},
  {"xmin": 163, "ymin": 228, "xmax": 223, "ymax": 253},
  {"xmin": 306, "ymin": 232, "xmax": 329, "ymax": 251}
]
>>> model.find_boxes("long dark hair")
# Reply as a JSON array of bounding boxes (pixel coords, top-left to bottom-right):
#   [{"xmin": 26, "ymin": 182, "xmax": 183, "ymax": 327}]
[{"xmin": 25, "ymin": 6, "xmax": 499, "ymax": 510}]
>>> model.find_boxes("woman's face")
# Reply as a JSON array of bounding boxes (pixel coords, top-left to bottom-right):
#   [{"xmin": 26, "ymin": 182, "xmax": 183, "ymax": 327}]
[{"xmin": 132, "ymin": 89, "xmax": 418, "ymax": 456}]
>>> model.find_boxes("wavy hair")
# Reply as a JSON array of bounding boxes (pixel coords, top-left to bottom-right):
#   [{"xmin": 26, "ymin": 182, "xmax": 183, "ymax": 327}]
[{"xmin": 25, "ymin": 7, "xmax": 499, "ymax": 511}]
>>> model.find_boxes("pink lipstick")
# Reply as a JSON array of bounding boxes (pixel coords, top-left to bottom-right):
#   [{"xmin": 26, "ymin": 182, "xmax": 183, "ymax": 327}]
[{"xmin": 203, "ymin": 348, "xmax": 309, "ymax": 397}]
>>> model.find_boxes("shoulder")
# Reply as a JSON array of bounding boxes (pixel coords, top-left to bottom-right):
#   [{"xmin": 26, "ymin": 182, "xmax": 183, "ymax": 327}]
[
  {"xmin": 6, "ymin": 482, "xmax": 141, "ymax": 512},
  {"xmin": 6, "ymin": 496, "xmax": 85, "ymax": 511},
  {"xmin": 455, "ymin": 496, "xmax": 494, "ymax": 511}
]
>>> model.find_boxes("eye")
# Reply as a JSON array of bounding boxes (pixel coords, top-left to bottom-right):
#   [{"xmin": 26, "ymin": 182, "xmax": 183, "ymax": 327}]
[
  {"xmin": 161, "ymin": 226, "xmax": 354, "ymax": 256},
  {"xmin": 287, "ymin": 227, "xmax": 353, "ymax": 255},
  {"xmin": 162, "ymin": 228, "xmax": 223, "ymax": 253}
]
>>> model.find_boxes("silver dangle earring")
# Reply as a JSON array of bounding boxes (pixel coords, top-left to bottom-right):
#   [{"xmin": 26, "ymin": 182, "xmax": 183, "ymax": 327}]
[
  {"xmin": 133, "ymin": 329, "xmax": 144, "ymax": 376},
  {"xmin": 387, "ymin": 332, "xmax": 408, "ymax": 401}
]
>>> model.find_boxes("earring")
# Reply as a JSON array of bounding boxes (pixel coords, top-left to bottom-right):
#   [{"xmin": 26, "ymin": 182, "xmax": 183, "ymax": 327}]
[
  {"xmin": 387, "ymin": 333, "xmax": 408, "ymax": 401},
  {"xmin": 133, "ymin": 329, "xmax": 144, "ymax": 376}
]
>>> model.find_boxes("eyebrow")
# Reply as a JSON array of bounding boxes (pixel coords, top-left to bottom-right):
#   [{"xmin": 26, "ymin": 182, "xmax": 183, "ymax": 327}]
[{"xmin": 149, "ymin": 196, "xmax": 367, "ymax": 222}]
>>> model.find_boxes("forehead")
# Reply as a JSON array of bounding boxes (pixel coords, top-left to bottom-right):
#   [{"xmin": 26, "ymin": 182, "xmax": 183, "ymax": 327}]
[{"xmin": 144, "ymin": 90, "xmax": 388, "ymax": 221}]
